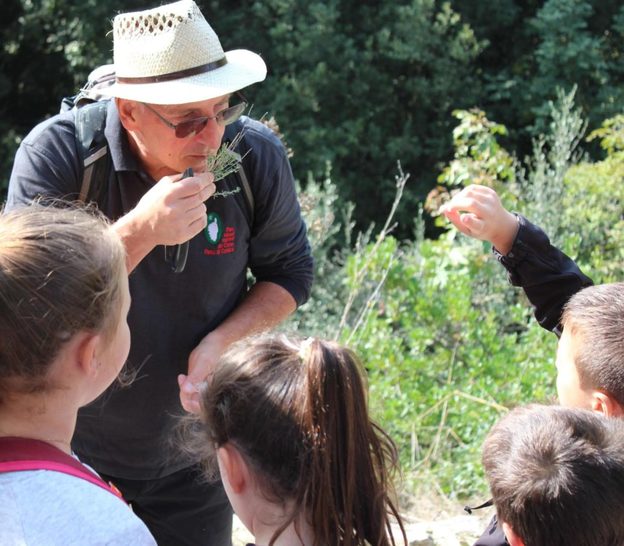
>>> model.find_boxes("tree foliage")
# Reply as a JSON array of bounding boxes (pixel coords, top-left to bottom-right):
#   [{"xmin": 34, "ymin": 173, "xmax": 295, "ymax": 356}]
[
  {"xmin": 291, "ymin": 92, "xmax": 624, "ymax": 499},
  {"xmin": 3, "ymin": 0, "xmax": 623, "ymax": 234}
]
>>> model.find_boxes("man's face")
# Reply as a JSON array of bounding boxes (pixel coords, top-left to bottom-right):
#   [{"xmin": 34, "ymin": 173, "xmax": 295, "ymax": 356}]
[
  {"xmin": 555, "ymin": 328, "xmax": 593, "ymax": 409},
  {"xmin": 127, "ymin": 94, "xmax": 231, "ymax": 180}
]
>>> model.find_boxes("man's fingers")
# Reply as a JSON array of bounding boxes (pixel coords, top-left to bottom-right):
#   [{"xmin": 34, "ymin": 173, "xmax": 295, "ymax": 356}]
[
  {"xmin": 174, "ymin": 171, "xmax": 215, "ymax": 185},
  {"xmin": 180, "ymin": 389, "xmax": 201, "ymax": 414},
  {"xmin": 178, "ymin": 374, "xmax": 203, "ymax": 413},
  {"xmin": 168, "ymin": 174, "xmax": 215, "ymax": 199},
  {"xmin": 188, "ymin": 212, "xmax": 208, "ymax": 233}
]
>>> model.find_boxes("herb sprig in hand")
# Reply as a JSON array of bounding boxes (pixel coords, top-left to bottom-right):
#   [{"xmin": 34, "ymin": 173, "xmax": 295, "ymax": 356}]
[{"xmin": 207, "ymin": 130, "xmax": 249, "ymax": 198}]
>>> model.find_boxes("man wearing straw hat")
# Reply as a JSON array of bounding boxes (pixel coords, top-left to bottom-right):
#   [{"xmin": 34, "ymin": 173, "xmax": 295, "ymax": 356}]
[{"xmin": 6, "ymin": 1, "xmax": 313, "ymax": 544}]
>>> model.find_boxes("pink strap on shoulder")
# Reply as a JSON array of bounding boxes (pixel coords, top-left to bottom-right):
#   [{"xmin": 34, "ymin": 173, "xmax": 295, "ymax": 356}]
[{"xmin": 0, "ymin": 437, "xmax": 124, "ymax": 501}]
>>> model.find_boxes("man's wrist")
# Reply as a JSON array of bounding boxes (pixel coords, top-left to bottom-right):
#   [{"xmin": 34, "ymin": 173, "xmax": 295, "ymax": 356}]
[{"xmin": 112, "ymin": 211, "xmax": 157, "ymax": 272}]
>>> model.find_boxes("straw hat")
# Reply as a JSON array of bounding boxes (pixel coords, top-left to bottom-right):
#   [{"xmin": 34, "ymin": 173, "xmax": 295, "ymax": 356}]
[{"xmin": 99, "ymin": 0, "xmax": 267, "ymax": 105}]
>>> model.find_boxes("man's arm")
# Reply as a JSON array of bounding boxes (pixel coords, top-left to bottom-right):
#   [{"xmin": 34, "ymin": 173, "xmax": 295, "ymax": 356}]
[
  {"xmin": 178, "ymin": 281, "xmax": 296, "ymax": 412},
  {"xmin": 178, "ymin": 119, "xmax": 314, "ymax": 412},
  {"xmin": 443, "ymin": 184, "xmax": 593, "ymax": 333}
]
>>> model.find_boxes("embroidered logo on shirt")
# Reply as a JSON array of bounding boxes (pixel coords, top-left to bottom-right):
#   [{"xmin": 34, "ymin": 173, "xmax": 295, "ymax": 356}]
[
  {"xmin": 204, "ymin": 212, "xmax": 236, "ymax": 256},
  {"xmin": 204, "ymin": 212, "xmax": 224, "ymax": 245}
]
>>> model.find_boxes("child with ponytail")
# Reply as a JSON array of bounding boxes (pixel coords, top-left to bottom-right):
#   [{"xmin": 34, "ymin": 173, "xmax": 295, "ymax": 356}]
[
  {"xmin": 0, "ymin": 205, "xmax": 156, "ymax": 545},
  {"xmin": 186, "ymin": 334, "xmax": 406, "ymax": 546}
]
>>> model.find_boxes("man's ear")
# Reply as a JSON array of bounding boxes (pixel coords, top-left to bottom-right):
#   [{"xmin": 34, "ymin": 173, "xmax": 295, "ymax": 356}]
[
  {"xmin": 591, "ymin": 390, "xmax": 624, "ymax": 418},
  {"xmin": 501, "ymin": 521, "xmax": 525, "ymax": 546},
  {"xmin": 116, "ymin": 98, "xmax": 140, "ymax": 131},
  {"xmin": 217, "ymin": 444, "xmax": 249, "ymax": 495}
]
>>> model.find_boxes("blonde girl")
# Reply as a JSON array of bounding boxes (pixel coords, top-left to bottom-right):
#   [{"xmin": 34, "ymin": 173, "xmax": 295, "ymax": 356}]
[{"xmin": 0, "ymin": 205, "xmax": 155, "ymax": 545}]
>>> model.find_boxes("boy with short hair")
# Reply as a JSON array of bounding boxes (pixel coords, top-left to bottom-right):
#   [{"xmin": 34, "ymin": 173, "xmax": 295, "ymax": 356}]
[
  {"xmin": 482, "ymin": 404, "xmax": 624, "ymax": 546},
  {"xmin": 474, "ymin": 281, "xmax": 624, "ymax": 545},
  {"xmin": 555, "ymin": 282, "xmax": 624, "ymax": 415}
]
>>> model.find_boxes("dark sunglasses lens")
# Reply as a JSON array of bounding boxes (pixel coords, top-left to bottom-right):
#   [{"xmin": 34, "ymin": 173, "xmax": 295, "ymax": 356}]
[
  {"xmin": 218, "ymin": 102, "xmax": 247, "ymax": 126},
  {"xmin": 175, "ymin": 118, "xmax": 209, "ymax": 138}
]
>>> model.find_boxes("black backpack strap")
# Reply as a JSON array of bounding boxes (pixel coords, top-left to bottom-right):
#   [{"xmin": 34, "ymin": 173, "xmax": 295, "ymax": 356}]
[
  {"xmin": 223, "ymin": 121, "xmax": 255, "ymax": 228},
  {"xmin": 73, "ymin": 101, "xmax": 110, "ymax": 204},
  {"xmin": 235, "ymin": 161, "xmax": 254, "ymax": 228}
]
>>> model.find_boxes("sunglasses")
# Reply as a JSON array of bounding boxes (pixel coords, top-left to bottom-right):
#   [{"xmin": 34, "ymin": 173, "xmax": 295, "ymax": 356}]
[{"xmin": 143, "ymin": 94, "xmax": 247, "ymax": 139}]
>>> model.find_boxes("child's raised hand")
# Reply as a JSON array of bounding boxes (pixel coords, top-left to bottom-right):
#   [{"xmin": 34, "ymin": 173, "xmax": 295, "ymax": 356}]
[{"xmin": 440, "ymin": 184, "xmax": 519, "ymax": 255}]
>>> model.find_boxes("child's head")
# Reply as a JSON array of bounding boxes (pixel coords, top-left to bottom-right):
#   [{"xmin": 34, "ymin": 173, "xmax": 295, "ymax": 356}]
[
  {"xmin": 482, "ymin": 404, "xmax": 624, "ymax": 546},
  {"xmin": 556, "ymin": 282, "xmax": 624, "ymax": 415},
  {"xmin": 0, "ymin": 204, "xmax": 129, "ymax": 404},
  {"xmin": 192, "ymin": 334, "xmax": 404, "ymax": 546}
]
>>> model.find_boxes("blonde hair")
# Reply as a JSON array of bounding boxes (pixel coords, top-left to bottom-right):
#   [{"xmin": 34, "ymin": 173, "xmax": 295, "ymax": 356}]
[{"xmin": 0, "ymin": 204, "xmax": 126, "ymax": 400}]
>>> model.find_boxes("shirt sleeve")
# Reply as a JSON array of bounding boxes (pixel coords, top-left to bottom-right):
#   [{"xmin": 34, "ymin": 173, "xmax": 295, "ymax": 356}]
[
  {"xmin": 473, "ymin": 515, "xmax": 509, "ymax": 546},
  {"xmin": 6, "ymin": 114, "xmax": 82, "ymax": 211},
  {"xmin": 243, "ymin": 123, "xmax": 314, "ymax": 307},
  {"xmin": 493, "ymin": 214, "xmax": 593, "ymax": 334}
]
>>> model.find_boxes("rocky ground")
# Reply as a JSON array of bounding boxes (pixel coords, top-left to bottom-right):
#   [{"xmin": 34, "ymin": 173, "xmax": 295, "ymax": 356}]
[{"xmin": 231, "ymin": 504, "xmax": 496, "ymax": 546}]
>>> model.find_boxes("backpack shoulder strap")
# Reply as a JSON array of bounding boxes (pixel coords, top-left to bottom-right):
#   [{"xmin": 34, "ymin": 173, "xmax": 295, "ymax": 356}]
[
  {"xmin": 73, "ymin": 101, "xmax": 110, "ymax": 203},
  {"xmin": 224, "ymin": 121, "xmax": 255, "ymax": 227},
  {"xmin": 235, "ymin": 161, "xmax": 254, "ymax": 227},
  {"xmin": 0, "ymin": 437, "xmax": 124, "ymax": 501}
]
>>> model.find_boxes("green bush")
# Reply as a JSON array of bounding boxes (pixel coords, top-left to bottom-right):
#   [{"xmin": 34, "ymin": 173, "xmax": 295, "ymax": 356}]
[{"xmin": 293, "ymin": 92, "xmax": 624, "ymax": 501}]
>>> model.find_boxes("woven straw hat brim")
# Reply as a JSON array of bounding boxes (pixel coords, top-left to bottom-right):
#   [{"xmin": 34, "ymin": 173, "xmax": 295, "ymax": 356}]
[{"xmin": 99, "ymin": 49, "xmax": 267, "ymax": 105}]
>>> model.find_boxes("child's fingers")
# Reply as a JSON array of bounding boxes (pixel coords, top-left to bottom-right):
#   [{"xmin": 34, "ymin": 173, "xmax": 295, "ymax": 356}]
[
  {"xmin": 443, "ymin": 208, "xmax": 473, "ymax": 236},
  {"xmin": 460, "ymin": 213, "xmax": 485, "ymax": 236}
]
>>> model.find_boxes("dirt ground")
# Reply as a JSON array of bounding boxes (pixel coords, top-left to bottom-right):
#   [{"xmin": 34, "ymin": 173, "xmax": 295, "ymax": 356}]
[{"xmin": 231, "ymin": 502, "xmax": 496, "ymax": 546}]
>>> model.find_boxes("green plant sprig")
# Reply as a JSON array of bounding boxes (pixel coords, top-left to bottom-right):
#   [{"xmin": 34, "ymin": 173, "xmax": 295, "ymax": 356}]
[
  {"xmin": 212, "ymin": 187, "xmax": 241, "ymax": 199},
  {"xmin": 206, "ymin": 130, "xmax": 250, "ymax": 198},
  {"xmin": 206, "ymin": 130, "xmax": 249, "ymax": 182}
]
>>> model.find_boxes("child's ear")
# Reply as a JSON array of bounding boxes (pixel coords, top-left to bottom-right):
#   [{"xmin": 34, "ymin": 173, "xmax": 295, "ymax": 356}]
[
  {"xmin": 217, "ymin": 444, "xmax": 249, "ymax": 495},
  {"xmin": 501, "ymin": 521, "xmax": 525, "ymax": 546},
  {"xmin": 74, "ymin": 331, "xmax": 101, "ymax": 376},
  {"xmin": 591, "ymin": 391, "xmax": 623, "ymax": 418}
]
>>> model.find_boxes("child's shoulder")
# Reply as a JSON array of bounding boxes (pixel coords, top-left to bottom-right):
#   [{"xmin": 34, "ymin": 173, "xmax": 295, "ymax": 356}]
[{"xmin": 0, "ymin": 470, "xmax": 156, "ymax": 545}]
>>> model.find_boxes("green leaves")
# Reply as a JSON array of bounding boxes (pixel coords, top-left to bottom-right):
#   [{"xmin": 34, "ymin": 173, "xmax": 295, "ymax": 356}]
[{"xmin": 291, "ymin": 90, "xmax": 624, "ymax": 500}]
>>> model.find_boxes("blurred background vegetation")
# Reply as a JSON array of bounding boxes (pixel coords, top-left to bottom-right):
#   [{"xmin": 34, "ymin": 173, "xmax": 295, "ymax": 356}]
[{"xmin": 2, "ymin": 0, "xmax": 624, "ymax": 505}]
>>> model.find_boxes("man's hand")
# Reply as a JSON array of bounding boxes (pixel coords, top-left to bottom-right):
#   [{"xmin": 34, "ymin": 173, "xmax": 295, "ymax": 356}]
[
  {"xmin": 178, "ymin": 331, "xmax": 226, "ymax": 414},
  {"xmin": 114, "ymin": 171, "xmax": 215, "ymax": 271},
  {"xmin": 133, "ymin": 171, "xmax": 215, "ymax": 246},
  {"xmin": 441, "ymin": 184, "xmax": 519, "ymax": 255},
  {"xmin": 177, "ymin": 282, "xmax": 297, "ymax": 414}
]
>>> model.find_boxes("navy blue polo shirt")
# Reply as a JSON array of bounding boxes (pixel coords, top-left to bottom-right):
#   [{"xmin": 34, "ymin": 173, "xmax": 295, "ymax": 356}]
[{"xmin": 7, "ymin": 101, "xmax": 313, "ymax": 479}]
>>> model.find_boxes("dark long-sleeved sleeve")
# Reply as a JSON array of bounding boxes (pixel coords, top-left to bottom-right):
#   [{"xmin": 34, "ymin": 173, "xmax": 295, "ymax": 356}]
[
  {"xmin": 494, "ymin": 215, "xmax": 593, "ymax": 334},
  {"xmin": 7, "ymin": 114, "xmax": 82, "ymax": 210},
  {"xmin": 473, "ymin": 515, "xmax": 509, "ymax": 546},
  {"xmin": 242, "ymin": 121, "xmax": 314, "ymax": 307}
]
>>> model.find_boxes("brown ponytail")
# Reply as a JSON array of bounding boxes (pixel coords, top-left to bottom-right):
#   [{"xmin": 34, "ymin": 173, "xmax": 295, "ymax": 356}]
[{"xmin": 194, "ymin": 334, "xmax": 406, "ymax": 546}]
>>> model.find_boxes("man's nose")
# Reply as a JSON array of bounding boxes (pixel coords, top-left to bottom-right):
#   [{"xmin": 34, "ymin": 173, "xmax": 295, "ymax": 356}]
[{"xmin": 195, "ymin": 118, "xmax": 224, "ymax": 149}]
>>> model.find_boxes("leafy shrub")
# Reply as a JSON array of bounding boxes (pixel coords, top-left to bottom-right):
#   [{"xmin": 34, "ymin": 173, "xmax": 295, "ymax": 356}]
[{"xmin": 292, "ymin": 91, "xmax": 624, "ymax": 502}]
